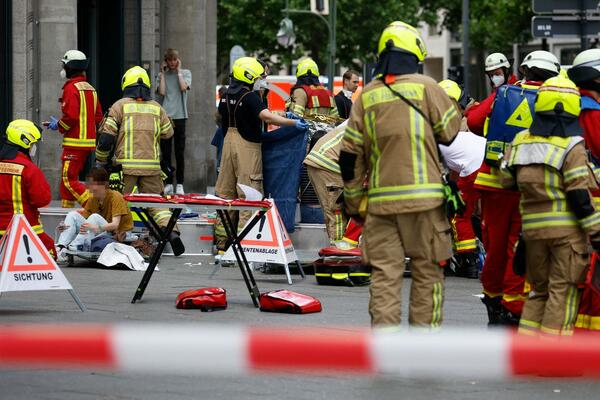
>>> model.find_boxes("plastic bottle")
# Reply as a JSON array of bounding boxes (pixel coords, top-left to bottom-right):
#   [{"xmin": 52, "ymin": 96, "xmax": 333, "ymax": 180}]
[{"xmin": 83, "ymin": 232, "xmax": 92, "ymax": 252}]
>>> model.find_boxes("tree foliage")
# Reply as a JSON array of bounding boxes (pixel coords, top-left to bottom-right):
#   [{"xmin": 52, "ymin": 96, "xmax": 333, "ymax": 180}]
[
  {"xmin": 217, "ymin": 0, "xmax": 442, "ymax": 82},
  {"xmin": 440, "ymin": 0, "xmax": 533, "ymax": 54},
  {"xmin": 217, "ymin": 0, "xmax": 534, "ymax": 82}
]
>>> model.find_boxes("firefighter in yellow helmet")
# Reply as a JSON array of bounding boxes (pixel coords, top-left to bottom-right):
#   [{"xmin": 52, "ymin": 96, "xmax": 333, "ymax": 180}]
[
  {"xmin": 500, "ymin": 76, "xmax": 600, "ymax": 336},
  {"xmin": 0, "ymin": 120, "xmax": 56, "ymax": 258},
  {"xmin": 287, "ymin": 58, "xmax": 339, "ymax": 119},
  {"xmin": 96, "ymin": 66, "xmax": 185, "ymax": 255},
  {"xmin": 340, "ymin": 22, "xmax": 461, "ymax": 328},
  {"xmin": 214, "ymin": 57, "xmax": 307, "ymax": 250}
]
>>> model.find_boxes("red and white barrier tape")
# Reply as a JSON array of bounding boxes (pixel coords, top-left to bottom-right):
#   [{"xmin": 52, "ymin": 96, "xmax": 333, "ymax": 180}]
[{"xmin": 1, "ymin": 324, "xmax": 600, "ymax": 379}]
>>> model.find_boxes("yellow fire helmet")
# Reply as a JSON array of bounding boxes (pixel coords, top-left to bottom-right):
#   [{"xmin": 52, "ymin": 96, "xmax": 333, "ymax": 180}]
[
  {"xmin": 296, "ymin": 58, "xmax": 319, "ymax": 78},
  {"xmin": 121, "ymin": 66, "xmax": 151, "ymax": 91},
  {"xmin": 534, "ymin": 75, "xmax": 581, "ymax": 117},
  {"xmin": 232, "ymin": 57, "xmax": 265, "ymax": 84},
  {"xmin": 5, "ymin": 119, "xmax": 42, "ymax": 149},
  {"xmin": 438, "ymin": 79, "xmax": 462, "ymax": 102},
  {"xmin": 378, "ymin": 21, "xmax": 427, "ymax": 61}
]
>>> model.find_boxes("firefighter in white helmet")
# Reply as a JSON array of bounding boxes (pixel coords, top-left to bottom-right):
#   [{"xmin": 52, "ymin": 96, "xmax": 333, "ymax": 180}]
[{"xmin": 44, "ymin": 50, "xmax": 103, "ymax": 208}]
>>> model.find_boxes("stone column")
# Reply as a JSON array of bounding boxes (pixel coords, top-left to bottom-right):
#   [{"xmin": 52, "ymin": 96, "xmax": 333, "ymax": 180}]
[{"xmin": 161, "ymin": 0, "xmax": 217, "ymax": 192}]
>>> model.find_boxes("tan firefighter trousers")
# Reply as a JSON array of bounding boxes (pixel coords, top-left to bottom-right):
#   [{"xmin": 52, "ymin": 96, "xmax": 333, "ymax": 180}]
[
  {"xmin": 364, "ymin": 206, "xmax": 452, "ymax": 328},
  {"xmin": 123, "ymin": 174, "xmax": 177, "ymax": 231},
  {"xmin": 214, "ymin": 128, "xmax": 263, "ymax": 250},
  {"xmin": 307, "ymin": 165, "xmax": 346, "ymax": 242},
  {"xmin": 518, "ymin": 232, "xmax": 589, "ymax": 336}
]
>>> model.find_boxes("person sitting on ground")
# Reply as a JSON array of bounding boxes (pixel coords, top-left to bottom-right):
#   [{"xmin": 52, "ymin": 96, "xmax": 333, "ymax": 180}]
[{"xmin": 56, "ymin": 167, "xmax": 134, "ymax": 261}]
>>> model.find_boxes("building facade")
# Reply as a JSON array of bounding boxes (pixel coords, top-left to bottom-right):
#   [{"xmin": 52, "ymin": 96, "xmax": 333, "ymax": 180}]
[{"xmin": 1, "ymin": 0, "xmax": 217, "ymax": 196}]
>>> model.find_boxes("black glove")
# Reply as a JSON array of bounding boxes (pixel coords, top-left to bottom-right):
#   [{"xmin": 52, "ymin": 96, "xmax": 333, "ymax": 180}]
[
  {"xmin": 512, "ymin": 235, "xmax": 527, "ymax": 277},
  {"xmin": 591, "ymin": 233, "xmax": 600, "ymax": 253}
]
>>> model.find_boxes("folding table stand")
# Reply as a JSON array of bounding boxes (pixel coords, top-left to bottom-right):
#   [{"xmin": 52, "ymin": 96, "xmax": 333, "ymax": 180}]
[{"xmin": 128, "ymin": 201, "xmax": 268, "ymax": 307}]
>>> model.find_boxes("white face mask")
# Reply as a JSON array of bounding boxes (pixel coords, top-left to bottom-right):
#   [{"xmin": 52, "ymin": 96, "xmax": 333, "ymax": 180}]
[
  {"xmin": 491, "ymin": 75, "xmax": 505, "ymax": 87},
  {"xmin": 60, "ymin": 69, "xmax": 67, "ymax": 79},
  {"xmin": 254, "ymin": 78, "xmax": 268, "ymax": 91},
  {"xmin": 29, "ymin": 143, "xmax": 37, "ymax": 158}
]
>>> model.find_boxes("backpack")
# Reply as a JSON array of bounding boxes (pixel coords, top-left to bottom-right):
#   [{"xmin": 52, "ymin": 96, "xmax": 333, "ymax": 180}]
[{"xmin": 485, "ymin": 84, "xmax": 538, "ymax": 166}]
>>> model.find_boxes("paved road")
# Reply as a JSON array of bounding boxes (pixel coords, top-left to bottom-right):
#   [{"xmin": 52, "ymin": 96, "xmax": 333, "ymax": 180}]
[{"xmin": 0, "ymin": 256, "xmax": 598, "ymax": 399}]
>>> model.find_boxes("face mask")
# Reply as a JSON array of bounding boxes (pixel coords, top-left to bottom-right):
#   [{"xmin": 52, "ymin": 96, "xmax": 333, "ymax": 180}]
[
  {"xmin": 29, "ymin": 143, "xmax": 37, "ymax": 158},
  {"xmin": 491, "ymin": 75, "xmax": 505, "ymax": 87},
  {"xmin": 254, "ymin": 79, "xmax": 267, "ymax": 91},
  {"xmin": 60, "ymin": 69, "xmax": 67, "ymax": 79}
]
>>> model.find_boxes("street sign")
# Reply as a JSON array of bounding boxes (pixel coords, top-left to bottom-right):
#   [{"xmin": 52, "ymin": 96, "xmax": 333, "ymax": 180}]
[
  {"xmin": 310, "ymin": 0, "xmax": 329, "ymax": 15},
  {"xmin": 229, "ymin": 45, "xmax": 245, "ymax": 72},
  {"xmin": 532, "ymin": 16, "xmax": 600, "ymax": 38},
  {"xmin": 532, "ymin": 0, "xmax": 600, "ymax": 14}
]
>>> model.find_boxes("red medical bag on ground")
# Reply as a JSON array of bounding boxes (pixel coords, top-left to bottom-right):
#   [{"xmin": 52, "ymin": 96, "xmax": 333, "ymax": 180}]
[
  {"xmin": 259, "ymin": 290, "xmax": 322, "ymax": 314},
  {"xmin": 175, "ymin": 287, "xmax": 227, "ymax": 311}
]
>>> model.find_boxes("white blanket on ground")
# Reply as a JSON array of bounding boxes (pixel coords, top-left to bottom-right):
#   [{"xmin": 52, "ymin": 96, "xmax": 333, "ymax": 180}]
[{"xmin": 97, "ymin": 243, "xmax": 151, "ymax": 271}]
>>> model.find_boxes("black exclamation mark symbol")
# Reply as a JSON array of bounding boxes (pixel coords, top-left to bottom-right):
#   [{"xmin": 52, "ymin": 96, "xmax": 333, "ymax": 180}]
[
  {"xmin": 256, "ymin": 216, "xmax": 266, "ymax": 239},
  {"xmin": 23, "ymin": 235, "xmax": 33, "ymax": 263}
]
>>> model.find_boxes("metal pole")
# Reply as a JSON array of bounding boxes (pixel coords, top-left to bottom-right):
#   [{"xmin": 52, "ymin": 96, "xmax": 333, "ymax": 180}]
[
  {"xmin": 327, "ymin": 0, "xmax": 336, "ymax": 91},
  {"xmin": 581, "ymin": 0, "xmax": 589, "ymax": 51},
  {"xmin": 282, "ymin": 8, "xmax": 333, "ymax": 90},
  {"xmin": 462, "ymin": 0, "xmax": 470, "ymax": 94}
]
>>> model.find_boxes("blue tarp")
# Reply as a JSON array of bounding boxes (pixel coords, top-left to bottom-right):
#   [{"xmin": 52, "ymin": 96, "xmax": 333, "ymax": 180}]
[{"xmin": 262, "ymin": 126, "xmax": 308, "ymax": 233}]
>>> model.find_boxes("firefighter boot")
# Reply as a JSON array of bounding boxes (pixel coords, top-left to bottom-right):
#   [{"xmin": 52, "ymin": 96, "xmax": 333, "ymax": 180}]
[
  {"xmin": 499, "ymin": 305, "xmax": 520, "ymax": 326},
  {"xmin": 169, "ymin": 232, "xmax": 185, "ymax": 257},
  {"xmin": 454, "ymin": 252, "xmax": 481, "ymax": 279},
  {"xmin": 481, "ymin": 295, "xmax": 502, "ymax": 326}
]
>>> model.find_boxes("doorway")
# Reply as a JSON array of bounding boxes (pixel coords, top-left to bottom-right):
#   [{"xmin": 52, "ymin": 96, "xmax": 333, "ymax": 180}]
[{"xmin": 77, "ymin": 0, "xmax": 141, "ymax": 112}]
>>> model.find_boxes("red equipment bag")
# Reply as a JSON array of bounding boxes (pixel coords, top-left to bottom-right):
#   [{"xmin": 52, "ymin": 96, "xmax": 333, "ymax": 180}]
[
  {"xmin": 175, "ymin": 287, "xmax": 227, "ymax": 311},
  {"xmin": 259, "ymin": 290, "xmax": 322, "ymax": 314}
]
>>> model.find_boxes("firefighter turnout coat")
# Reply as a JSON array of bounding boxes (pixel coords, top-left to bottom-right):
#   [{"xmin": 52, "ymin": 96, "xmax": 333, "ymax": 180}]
[{"xmin": 98, "ymin": 98, "xmax": 173, "ymax": 176}]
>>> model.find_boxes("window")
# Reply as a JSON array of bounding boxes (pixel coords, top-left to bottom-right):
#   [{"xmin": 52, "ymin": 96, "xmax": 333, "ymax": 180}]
[{"xmin": 560, "ymin": 48, "xmax": 579, "ymax": 66}]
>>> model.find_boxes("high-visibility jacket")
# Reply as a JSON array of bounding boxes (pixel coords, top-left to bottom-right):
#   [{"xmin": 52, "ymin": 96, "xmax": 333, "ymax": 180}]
[
  {"xmin": 98, "ymin": 98, "xmax": 173, "ymax": 176},
  {"xmin": 58, "ymin": 76, "xmax": 103, "ymax": 149},
  {"xmin": 340, "ymin": 74, "xmax": 462, "ymax": 215},
  {"xmin": 304, "ymin": 123, "xmax": 346, "ymax": 174},
  {"xmin": 500, "ymin": 131, "xmax": 600, "ymax": 240},
  {"xmin": 0, "ymin": 152, "xmax": 52, "ymax": 235},
  {"xmin": 288, "ymin": 86, "xmax": 339, "ymax": 118},
  {"xmin": 474, "ymin": 81, "xmax": 542, "ymax": 192}
]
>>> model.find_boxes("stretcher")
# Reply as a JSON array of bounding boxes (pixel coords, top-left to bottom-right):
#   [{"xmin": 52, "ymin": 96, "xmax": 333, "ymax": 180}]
[
  {"xmin": 62, "ymin": 249, "xmax": 100, "ymax": 266},
  {"xmin": 314, "ymin": 247, "xmax": 371, "ymax": 286},
  {"xmin": 314, "ymin": 247, "xmax": 412, "ymax": 286},
  {"xmin": 125, "ymin": 194, "xmax": 271, "ymax": 307}
]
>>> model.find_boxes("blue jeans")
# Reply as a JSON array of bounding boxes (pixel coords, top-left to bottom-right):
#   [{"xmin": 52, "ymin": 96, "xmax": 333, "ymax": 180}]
[{"xmin": 300, "ymin": 204, "xmax": 324, "ymax": 224}]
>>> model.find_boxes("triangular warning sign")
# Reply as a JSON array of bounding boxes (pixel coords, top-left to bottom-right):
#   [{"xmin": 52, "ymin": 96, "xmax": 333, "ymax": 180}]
[
  {"xmin": 505, "ymin": 98, "xmax": 533, "ymax": 128},
  {"xmin": 223, "ymin": 199, "xmax": 299, "ymax": 283},
  {"xmin": 0, "ymin": 214, "xmax": 85, "ymax": 310}
]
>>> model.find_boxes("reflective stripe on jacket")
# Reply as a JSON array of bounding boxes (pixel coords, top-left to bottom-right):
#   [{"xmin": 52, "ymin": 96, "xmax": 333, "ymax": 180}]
[
  {"xmin": 341, "ymin": 74, "xmax": 461, "ymax": 215},
  {"xmin": 500, "ymin": 130, "xmax": 600, "ymax": 239},
  {"xmin": 304, "ymin": 123, "xmax": 346, "ymax": 173},
  {"xmin": 100, "ymin": 98, "xmax": 174, "ymax": 176},
  {"xmin": 0, "ymin": 153, "xmax": 51, "ymax": 235}
]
